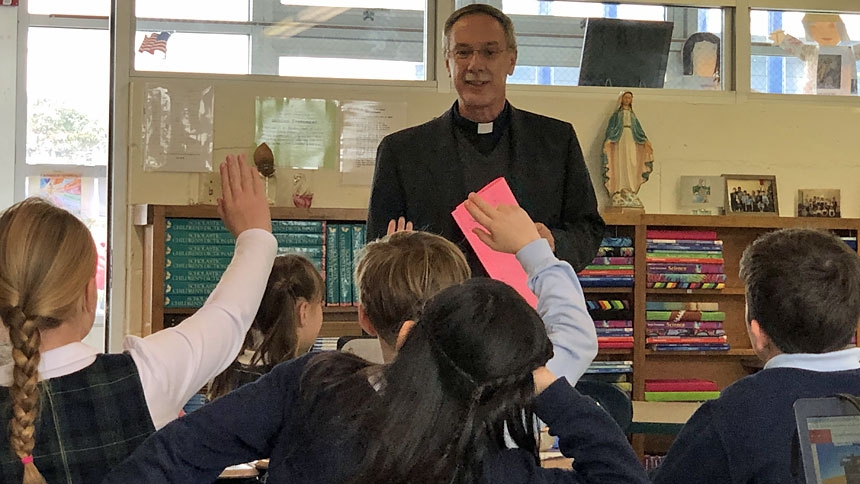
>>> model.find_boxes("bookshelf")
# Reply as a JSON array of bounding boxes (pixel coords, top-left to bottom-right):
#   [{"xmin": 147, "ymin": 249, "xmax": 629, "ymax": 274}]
[
  {"xmin": 139, "ymin": 204, "xmax": 366, "ymax": 338},
  {"xmin": 598, "ymin": 213, "xmax": 860, "ymax": 459}
]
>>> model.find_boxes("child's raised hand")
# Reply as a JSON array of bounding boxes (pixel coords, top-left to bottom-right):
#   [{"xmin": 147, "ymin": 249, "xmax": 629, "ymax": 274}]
[
  {"xmin": 217, "ymin": 154, "xmax": 272, "ymax": 237},
  {"xmin": 464, "ymin": 192, "xmax": 540, "ymax": 254}
]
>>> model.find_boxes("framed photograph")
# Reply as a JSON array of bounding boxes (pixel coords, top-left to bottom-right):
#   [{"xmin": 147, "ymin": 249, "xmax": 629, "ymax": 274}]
[
  {"xmin": 723, "ymin": 174, "xmax": 778, "ymax": 215},
  {"xmin": 679, "ymin": 176, "xmax": 725, "ymax": 214},
  {"xmin": 797, "ymin": 189, "xmax": 841, "ymax": 218}
]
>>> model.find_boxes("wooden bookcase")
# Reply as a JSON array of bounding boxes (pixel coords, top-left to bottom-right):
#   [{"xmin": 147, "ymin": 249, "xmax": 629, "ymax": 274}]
[
  {"xmin": 139, "ymin": 204, "xmax": 366, "ymax": 339},
  {"xmin": 598, "ymin": 213, "xmax": 860, "ymax": 458}
]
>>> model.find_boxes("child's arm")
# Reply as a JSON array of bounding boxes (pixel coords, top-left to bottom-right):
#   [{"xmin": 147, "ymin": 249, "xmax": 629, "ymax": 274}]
[
  {"xmin": 464, "ymin": 193, "xmax": 598, "ymax": 384},
  {"xmin": 102, "ymin": 355, "xmax": 309, "ymax": 484},
  {"xmin": 517, "ymin": 239, "xmax": 597, "ymax": 383}
]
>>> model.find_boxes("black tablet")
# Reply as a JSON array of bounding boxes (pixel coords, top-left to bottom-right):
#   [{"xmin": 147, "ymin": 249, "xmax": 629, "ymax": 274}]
[{"xmin": 794, "ymin": 396, "xmax": 860, "ymax": 484}]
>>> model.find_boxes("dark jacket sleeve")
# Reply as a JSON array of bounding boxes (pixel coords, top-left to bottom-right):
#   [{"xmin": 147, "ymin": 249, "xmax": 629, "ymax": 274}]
[
  {"xmin": 551, "ymin": 127, "xmax": 605, "ymax": 273},
  {"xmin": 649, "ymin": 402, "xmax": 732, "ymax": 484},
  {"xmin": 366, "ymin": 134, "xmax": 407, "ymax": 242},
  {"xmin": 481, "ymin": 379, "xmax": 649, "ymax": 484},
  {"xmin": 101, "ymin": 356, "xmax": 308, "ymax": 484}
]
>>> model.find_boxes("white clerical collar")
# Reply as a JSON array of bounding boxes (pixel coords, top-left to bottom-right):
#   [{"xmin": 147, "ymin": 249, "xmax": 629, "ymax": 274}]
[{"xmin": 477, "ymin": 122, "xmax": 493, "ymax": 134}]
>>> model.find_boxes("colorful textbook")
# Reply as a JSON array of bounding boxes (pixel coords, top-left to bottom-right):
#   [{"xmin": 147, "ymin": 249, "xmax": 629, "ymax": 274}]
[{"xmin": 451, "ymin": 177, "xmax": 537, "ymax": 307}]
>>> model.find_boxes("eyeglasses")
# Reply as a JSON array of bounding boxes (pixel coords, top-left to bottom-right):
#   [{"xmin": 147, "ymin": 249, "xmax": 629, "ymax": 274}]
[{"xmin": 449, "ymin": 47, "xmax": 507, "ymax": 61}]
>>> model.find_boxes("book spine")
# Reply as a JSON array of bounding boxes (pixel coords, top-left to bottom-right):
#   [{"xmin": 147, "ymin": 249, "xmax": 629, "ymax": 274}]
[
  {"xmin": 164, "ymin": 281, "xmax": 217, "ymax": 295},
  {"xmin": 166, "ymin": 229, "xmax": 234, "ymax": 245},
  {"xmin": 583, "ymin": 265, "xmax": 634, "ymax": 271},
  {"xmin": 164, "ymin": 295, "xmax": 209, "ymax": 308},
  {"xmin": 645, "ymin": 302, "xmax": 720, "ymax": 311},
  {"xmin": 166, "ymin": 218, "xmax": 225, "ymax": 231},
  {"xmin": 645, "ymin": 230, "xmax": 718, "ymax": 240},
  {"xmin": 646, "ymin": 250, "xmax": 724, "ymax": 258},
  {"xmin": 165, "ymin": 243, "xmax": 236, "ymax": 258},
  {"xmin": 338, "ymin": 224, "xmax": 353, "ymax": 306},
  {"xmin": 646, "ymin": 263, "xmax": 724, "ymax": 274},
  {"xmin": 644, "ymin": 381, "xmax": 718, "ymax": 392},
  {"xmin": 646, "ymin": 282, "xmax": 725, "ymax": 290},
  {"xmin": 592, "ymin": 319, "xmax": 634, "ymax": 328},
  {"xmin": 165, "ymin": 256, "xmax": 232, "ymax": 270},
  {"xmin": 645, "ymin": 321, "xmax": 724, "ymax": 330},
  {"xmin": 351, "ymin": 224, "xmax": 365, "ymax": 305},
  {"xmin": 271, "ymin": 220, "xmax": 325, "ymax": 233},
  {"xmin": 646, "ymin": 311, "xmax": 726, "ymax": 321},
  {"xmin": 164, "ymin": 268, "xmax": 225, "ymax": 282},
  {"xmin": 646, "ymin": 274, "xmax": 727, "ymax": 284},
  {"xmin": 646, "ymin": 238, "xmax": 723, "ymax": 245},
  {"xmin": 591, "ymin": 257, "xmax": 635, "ymax": 265},
  {"xmin": 646, "ymin": 328, "xmax": 726, "ymax": 337},
  {"xmin": 646, "ymin": 336, "xmax": 727, "ymax": 344},
  {"xmin": 578, "ymin": 277, "xmax": 634, "ymax": 287},
  {"xmin": 273, "ymin": 233, "xmax": 325, "ymax": 246},
  {"xmin": 646, "ymin": 243, "xmax": 723, "ymax": 251},
  {"xmin": 644, "ymin": 391, "xmax": 721, "ymax": 402},
  {"xmin": 648, "ymin": 344, "xmax": 731, "ymax": 351},
  {"xmin": 276, "ymin": 246, "xmax": 324, "ymax": 259},
  {"xmin": 325, "ymin": 224, "xmax": 340, "ymax": 306},
  {"xmin": 644, "ymin": 257, "xmax": 725, "ymax": 264},
  {"xmin": 579, "ymin": 269, "xmax": 635, "ymax": 276}
]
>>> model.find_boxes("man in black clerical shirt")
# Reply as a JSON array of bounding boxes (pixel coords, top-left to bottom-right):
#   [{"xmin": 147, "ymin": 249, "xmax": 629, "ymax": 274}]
[{"xmin": 366, "ymin": 3, "xmax": 604, "ymax": 275}]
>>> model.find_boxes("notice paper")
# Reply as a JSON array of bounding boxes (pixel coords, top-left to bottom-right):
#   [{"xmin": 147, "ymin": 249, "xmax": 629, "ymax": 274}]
[{"xmin": 451, "ymin": 177, "xmax": 537, "ymax": 307}]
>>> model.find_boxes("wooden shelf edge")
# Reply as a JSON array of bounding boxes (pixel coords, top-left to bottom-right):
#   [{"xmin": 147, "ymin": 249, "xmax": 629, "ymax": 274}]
[{"xmin": 147, "ymin": 204, "xmax": 367, "ymax": 223}]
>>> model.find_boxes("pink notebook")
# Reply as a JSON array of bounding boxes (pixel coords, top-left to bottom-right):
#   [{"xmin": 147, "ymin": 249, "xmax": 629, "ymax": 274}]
[{"xmin": 451, "ymin": 178, "xmax": 538, "ymax": 307}]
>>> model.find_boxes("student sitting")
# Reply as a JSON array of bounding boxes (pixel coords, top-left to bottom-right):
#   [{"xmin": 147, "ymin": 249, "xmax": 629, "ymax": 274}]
[
  {"xmin": 207, "ymin": 254, "xmax": 325, "ymax": 401},
  {"xmin": 651, "ymin": 228, "xmax": 860, "ymax": 483},
  {"xmin": 101, "ymin": 194, "xmax": 644, "ymax": 484},
  {"xmin": 0, "ymin": 154, "xmax": 275, "ymax": 484}
]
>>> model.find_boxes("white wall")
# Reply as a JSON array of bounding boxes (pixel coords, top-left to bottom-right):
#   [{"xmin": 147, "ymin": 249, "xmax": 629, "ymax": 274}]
[
  {"xmin": 121, "ymin": 76, "xmax": 860, "ymax": 337},
  {"xmin": 0, "ymin": 7, "xmax": 16, "ymax": 210}
]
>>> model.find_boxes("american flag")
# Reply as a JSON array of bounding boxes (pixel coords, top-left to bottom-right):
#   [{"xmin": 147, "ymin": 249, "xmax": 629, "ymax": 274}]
[{"xmin": 138, "ymin": 31, "xmax": 171, "ymax": 55}]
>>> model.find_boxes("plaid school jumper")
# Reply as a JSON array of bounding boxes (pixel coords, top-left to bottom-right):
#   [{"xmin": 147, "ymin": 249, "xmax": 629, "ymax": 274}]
[{"xmin": 0, "ymin": 353, "xmax": 155, "ymax": 483}]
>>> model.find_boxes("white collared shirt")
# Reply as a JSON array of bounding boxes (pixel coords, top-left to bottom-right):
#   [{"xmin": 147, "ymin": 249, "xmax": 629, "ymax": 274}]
[
  {"xmin": 764, "ymin": 346, "xmax": 860, "ymax": 372},
  {"xmin": 0, "ymin": 228, "xmax": 277, "ymax": 430}
]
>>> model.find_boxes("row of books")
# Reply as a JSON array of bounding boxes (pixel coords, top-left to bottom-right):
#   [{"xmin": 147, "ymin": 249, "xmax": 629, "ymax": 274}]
[
  {"xmin": 645, "ymin": 229, "xmax": 725, "ymax": 290},
  {"xmin": 582, "ymin": 361, "xmax": 633, "ymax": 396},
  {"xmin": 162, "ymin": 217, "xmax": 365, "ymax": 308},
  {"xmin": 645, "ymin": 302, "xmax": 730, "ymax": 351},
  {"xmin": 311, "ymin": 337, "xmax": 339, "ymax": 353},
  {"xmin": 579, "ymin": 237, "xmax": 634, "ymax": 287},
  {"xmin": 644, "ymin": 378, "xmax": 721, "ymax": 402},
  {"xmin": 588, "ymin": 299, "xmax": 634, "ymax": 349}
]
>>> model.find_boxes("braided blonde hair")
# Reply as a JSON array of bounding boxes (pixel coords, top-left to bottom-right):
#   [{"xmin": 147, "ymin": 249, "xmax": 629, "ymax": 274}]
[{"xmin": 0, "ymin": 198, "xmax": 97, "ymax": 484}]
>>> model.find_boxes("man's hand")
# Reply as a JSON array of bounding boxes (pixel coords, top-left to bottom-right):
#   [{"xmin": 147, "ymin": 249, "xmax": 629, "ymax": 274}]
[
  {"xmin": 386, "ymin": 217, "xmax": 413, "ymax": 235},
  {"xmin": 535, "ymin": 222, "xmax": 556, "ymax": 252},
  {"xmin": 464, "ymin": 192, "xmax": 540, "ymax": 254},
  {"xmin": 217, "ymin": 154, "xmax": 272, "ymax": 237}
]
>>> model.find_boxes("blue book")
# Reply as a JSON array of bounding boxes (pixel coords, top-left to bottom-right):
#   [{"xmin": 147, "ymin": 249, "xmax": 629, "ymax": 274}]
[
  {"xmin": 165, "ymin": 256, "xmax": 232, "ymax": 270},
  {"xmin": 338, "ymin": 225, "xmax": 353, "ymax": 306},
  {"xmin": 325, "ymin": 224, "xmax": 340, "ymax": 306},
  {"xmin": 351, "ymin": 224, "xmax": 366, "ymax": 305}
]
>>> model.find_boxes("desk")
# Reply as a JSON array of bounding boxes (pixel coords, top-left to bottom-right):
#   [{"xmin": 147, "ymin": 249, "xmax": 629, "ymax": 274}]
[{"xmin": 628, "ymin": 401, "xmax": 701, "ymax": 435}]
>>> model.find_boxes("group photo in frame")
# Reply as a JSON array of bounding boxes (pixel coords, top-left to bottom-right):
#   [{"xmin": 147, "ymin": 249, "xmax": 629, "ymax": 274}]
[
  {"xmin": 797, "ymin": 188, "xmax": 841, "ymax": 218},
  {"xmin": 724, "ymin": 174, "xmax": 778, "ymax": 214}
]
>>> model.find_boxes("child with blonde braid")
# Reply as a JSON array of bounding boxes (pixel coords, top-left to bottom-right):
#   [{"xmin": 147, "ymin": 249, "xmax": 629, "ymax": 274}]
[{"xmin": 0, "ymin": 154, "xmax": 275, "ymax": 484}]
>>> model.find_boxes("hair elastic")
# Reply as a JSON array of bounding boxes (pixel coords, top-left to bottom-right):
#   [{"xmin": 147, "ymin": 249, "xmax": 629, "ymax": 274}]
[{"xmin": 20, "ymin": 455, "xmax": 33, "ymax": 465}]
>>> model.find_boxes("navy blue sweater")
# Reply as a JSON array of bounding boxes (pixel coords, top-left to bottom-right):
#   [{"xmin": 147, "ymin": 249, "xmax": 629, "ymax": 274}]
[
  {"xmin": 651, "ymin": 367, "xmax": 860, "ymax": 484},
  {"xmin": 102, "ymin": 353, "xmax": 649, "ymax": 484}
]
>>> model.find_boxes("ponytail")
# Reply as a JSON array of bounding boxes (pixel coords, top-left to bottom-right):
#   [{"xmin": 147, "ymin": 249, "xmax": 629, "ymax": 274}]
[{"xmin": 3, "ymin": 305, "xmax": 46, "ymax": 484}]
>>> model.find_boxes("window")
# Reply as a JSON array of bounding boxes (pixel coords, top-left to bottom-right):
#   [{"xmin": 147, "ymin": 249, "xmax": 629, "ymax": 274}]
[
  {"xmin": 21, "ymin": 7, "xmax": 110, "ymax": 351},
  {"xmin": 135, "ymin": 1, "xmax": 429, "ymax": 81},
  {"xmin": 751, "ymin": 10, "xmax": 860, "ymax": 96},
  {"xmin": 455, "ymin": 1, "xmax": 727, "ymax": 90}
]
